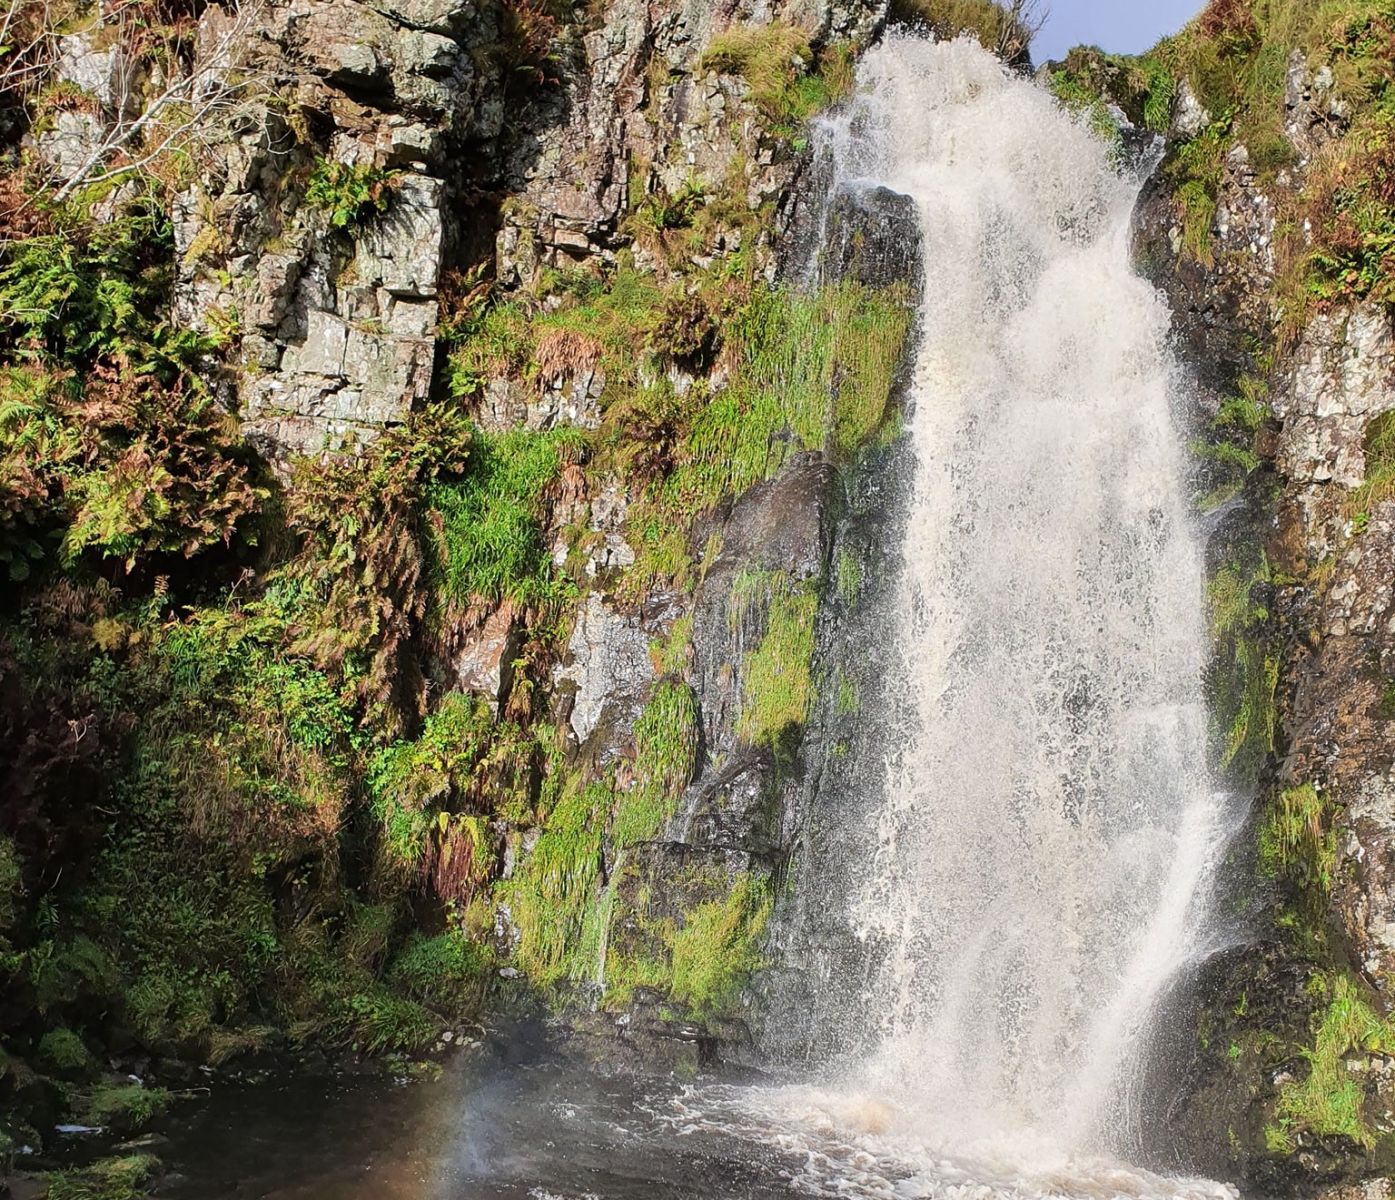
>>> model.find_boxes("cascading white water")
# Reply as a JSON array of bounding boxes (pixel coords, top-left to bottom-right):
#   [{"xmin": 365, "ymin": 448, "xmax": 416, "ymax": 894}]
[{"xmin": 775, "ymin": 33, "xmax": 1237, "ymax": 1180}]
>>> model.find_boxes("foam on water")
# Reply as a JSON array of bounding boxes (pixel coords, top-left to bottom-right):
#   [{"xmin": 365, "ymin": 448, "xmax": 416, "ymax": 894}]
[{"xmin": 638, "ymin": 1083, "xmax": 1237, "ymax": 1200}]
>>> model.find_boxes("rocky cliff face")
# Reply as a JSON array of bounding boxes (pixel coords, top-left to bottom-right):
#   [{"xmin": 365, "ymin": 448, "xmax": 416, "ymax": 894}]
[
  {"xmin": 3, "ymin": 0, "xmax": 931, "ymax": 1156},
  {"xmin": 163, "ymin": 0, "xmax": 887, "ymax": 461},
  {"xmin": 1125, "ymin": 35, "xmax": 1395, "ymax": 1194}
]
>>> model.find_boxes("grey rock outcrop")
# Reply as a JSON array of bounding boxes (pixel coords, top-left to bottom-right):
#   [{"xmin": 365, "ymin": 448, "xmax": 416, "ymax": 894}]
[{"xmin": 167, "ymin": 0, "xmax": 508, "ymax": 462}]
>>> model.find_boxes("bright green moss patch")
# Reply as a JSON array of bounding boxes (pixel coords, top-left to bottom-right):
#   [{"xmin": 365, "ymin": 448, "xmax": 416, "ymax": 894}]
[
  {"xmin": 612, "ymin": 682, "xmax": 701, "ymax": 848},
  {"xmin": 1259, "ymin": 783, "xmax": 1338, "ymax": 902},
  {"xmin": 601, "ymin": 864, "xmax": 773, "ymax": 1019},
  {"xmin": 1193, "ymin": 373, "xmax": 1272, "ymax": 509},
  {"xmin": 503, "ymin": 685, "xmax": 700, "ymax": 991},
  {"xmin": 671, "ymin": 284, "xmax": 911, "ymax": 513},
  {"xmin": 732, "ymin": 572, "xmax": 818, "ymax": 750},
  {"xmin": 649, "ymin": 616, "xmax": 694, "ymax": 677},
  {"xmin": 499, "ymin": 777, "xmax": 608, "ymax": 988},
  {"xmin": 1269, "ymin": 973, "xmax": 1395, "ymax": 1150},
  {"xmin": 1047, "ymin": 47, "xmax": 1177, "ymax": 151},
  {"xmin": 669, "ymin": 874, "xmax": 773, "ymax": 1017}
]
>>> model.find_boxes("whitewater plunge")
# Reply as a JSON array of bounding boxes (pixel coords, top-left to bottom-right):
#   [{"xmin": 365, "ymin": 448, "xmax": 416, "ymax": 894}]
[{"xmin": 747, "ymin": 33, "xmax": 1241, "ymax": 1195}]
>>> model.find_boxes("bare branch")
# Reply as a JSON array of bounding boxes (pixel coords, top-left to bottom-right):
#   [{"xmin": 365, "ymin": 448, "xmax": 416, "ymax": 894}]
[
  {"xmin": 45, "ymin": 0, "xmax": 270, "ymax": 204},
  {"xmin": 998, "ymin": 0, "xmax": 1049, "ymax": 64}
]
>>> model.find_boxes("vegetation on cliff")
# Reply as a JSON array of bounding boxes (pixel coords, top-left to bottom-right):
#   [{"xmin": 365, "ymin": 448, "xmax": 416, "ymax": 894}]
[
  {"xmin": 1057, "ymin": 0, "xmax": 1395, "ymax": 1184},
  {"xmin": 0, "ymin": 0, "xmax": 916, "ymax": 1184}
]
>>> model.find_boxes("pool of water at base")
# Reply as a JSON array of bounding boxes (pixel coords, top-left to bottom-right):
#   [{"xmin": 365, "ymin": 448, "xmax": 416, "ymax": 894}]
[{"xmin": 148, "ymin": 1030, "xmax": 1239, "ymax": 1200}]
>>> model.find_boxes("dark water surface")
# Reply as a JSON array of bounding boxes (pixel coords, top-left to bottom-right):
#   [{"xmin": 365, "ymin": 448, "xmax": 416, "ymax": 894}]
[
  {"xmin": 146, "ymin": 1026, "xmax": 1238, "ymax": 1200},
  {"xmin": 154, "ymin": 1032, "xmax": 814, "ymax": 1200}
]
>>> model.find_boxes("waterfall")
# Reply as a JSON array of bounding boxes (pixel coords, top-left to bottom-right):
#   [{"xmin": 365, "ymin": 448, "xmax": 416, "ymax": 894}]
[{"xmin": 779, "ymin": 33, "xmax": 1237, "ymax": 1172}]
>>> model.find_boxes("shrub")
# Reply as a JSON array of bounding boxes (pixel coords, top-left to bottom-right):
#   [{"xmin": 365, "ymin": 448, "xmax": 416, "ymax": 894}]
[
  {"xmin": 367, "ymin": 693, "xmax": 502, "ymax": 896},
  {"xmin": 497, "ymin": 0, "xmax": 568, "ymax": 85},
  {"xmin": 43, "ymin": 1153, "xmax": 160, "ymax": 1200},
  {"xmin": 330, "ymin": 990, "xmax": 437, "ymax": 1054},
  {"xmin": 0, "ymin": 198, "xmax": 259, "ymax": 580},
  {"xmin": 284, "ymin": 403, "xmax": 473, "ymax": 731},
  {"xmin": 36, "ymin": 1028, "xmax": 93, "ymax": 1075},
  {"xmin": 0, "ymin": 835, "xmax": 21, "ymax": 930},
  {"xmin": 80, "ymin": 1083, "xmax": 173, "ymax": 1132},
  {"xmin": 388, "ymin": 931, "xmax": 494, "ymax": 1017},
  {"xmin": 0, "ymin": 201, "xmax": 205, "ymax": 374}
]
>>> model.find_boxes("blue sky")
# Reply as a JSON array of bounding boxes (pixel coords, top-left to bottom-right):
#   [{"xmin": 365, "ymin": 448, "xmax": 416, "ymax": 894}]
[{"xmin": 1032, "ymin": 0, "xmax": 1206, "ymax": 62}]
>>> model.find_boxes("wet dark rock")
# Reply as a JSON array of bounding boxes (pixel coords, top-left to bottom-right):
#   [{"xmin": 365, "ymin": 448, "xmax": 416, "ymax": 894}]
[
  {"xmin": 682, "ymin": 749, "xmax": 785, "ymax": 858},
  {"xmin": 698, "ymin": 455, "xmax": 836, "ymax": 589},
  {"xmin": 821, "ymin": 183, "xmax": 923, "ymax": 291}
]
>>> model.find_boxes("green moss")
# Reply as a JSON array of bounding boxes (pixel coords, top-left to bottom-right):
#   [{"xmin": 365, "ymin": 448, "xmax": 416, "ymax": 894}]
[
  {"xmin": 669, "ymin": 874, "xmax": 773, "ymax": 1017},
  {"xmin": 1168, "ymin": 121, "xmax": 1232, "ymax": 265},
  {"xmin": 1046, "ymin": 46, "xmax": 1173, "ymax": 136},
  {"xmin": 1259, "ymin": 783, "xmax": 1338, "ymax": 902},
  {"xmin": 733, "ymin": 573, "xmax": 818, "ymax": 750},
  {"xmin": 601, "ymin": 866, "xmax": 772, "ymax": 1020},
  {"xmin": 835, "ymin": 549, "xmax": 862, "ymax": 605},
  {"xmin": 649, "ymin": 616, "xmax": 694, "ymax": 677},
  {"xmin": 661, "ymin": 283, "xmax": 910, "ymax": 524},
  {"xmin": 835, "ymin": 673, "xmax": 860, "ymax": 716},
  {"xmin": 1271, "ymin": 973, "xmax": 1395, "ymax": 1149},
  {"xmin": 612, "ymin": 682, "xmax": 701, "ymax": 849},
  {"xmin": 499, "ymin": 776, "xmax": 607, "ymax": 988},
  {"xmin": 1192, "ymin": 375, "xmax": 1270, "ymax": 508},
  {"xmin": 827, "ymin": 286, "xmax": 915, "ymax": 456}
]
